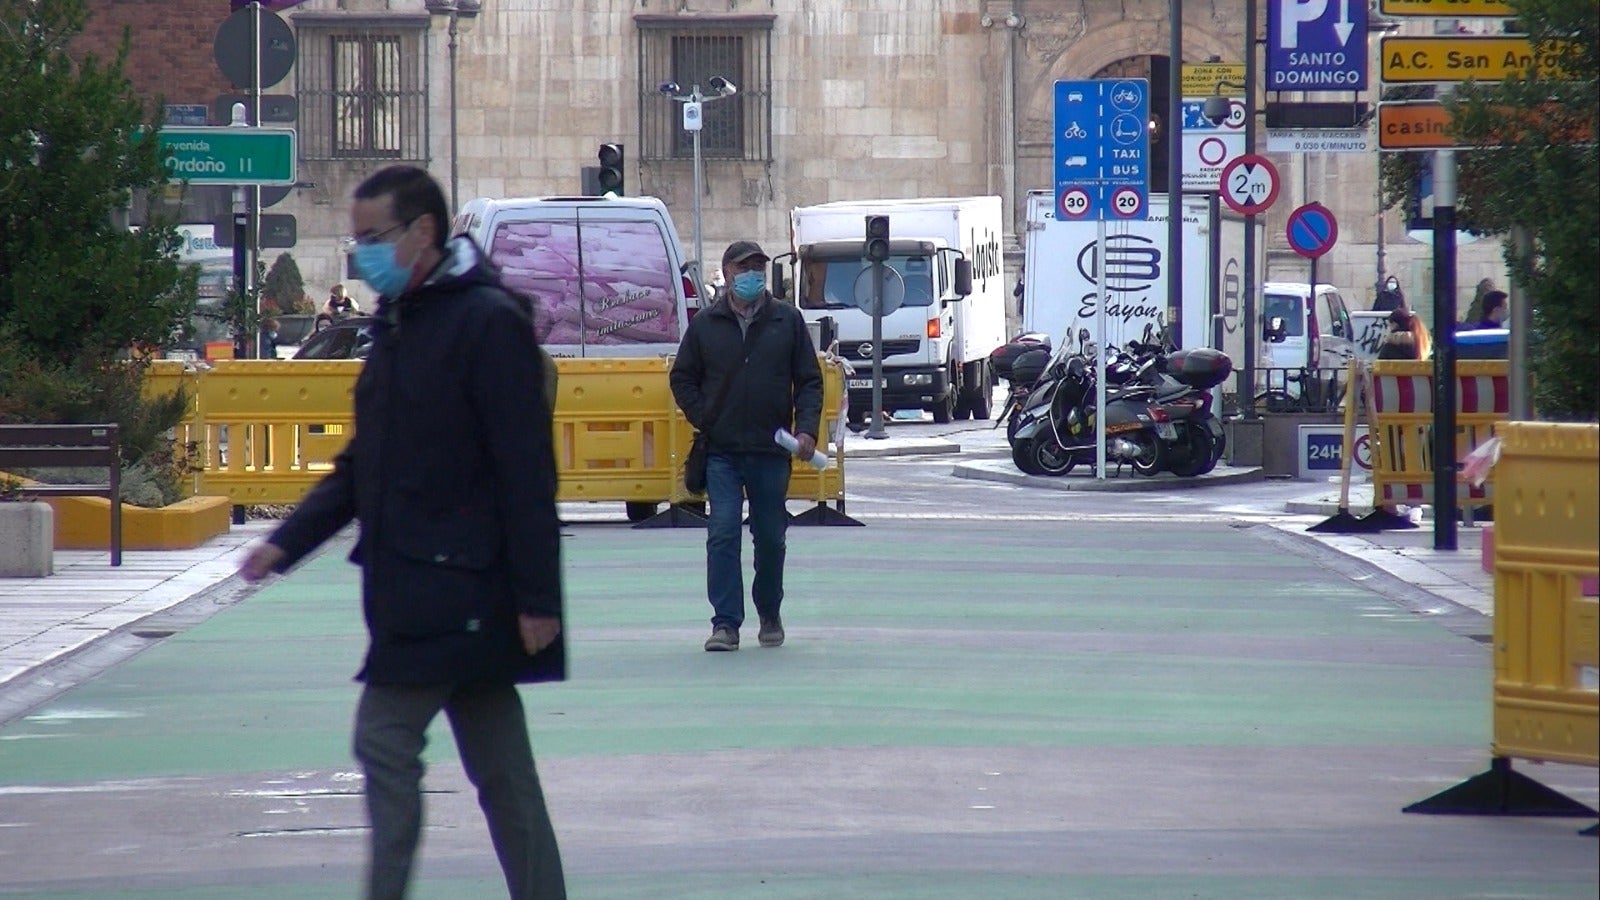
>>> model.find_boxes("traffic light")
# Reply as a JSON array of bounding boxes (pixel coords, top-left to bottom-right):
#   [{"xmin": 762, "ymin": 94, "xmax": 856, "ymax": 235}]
[
  {"xmin": 597, "ymin": 143, "xmax": 625, "ymax": 195},
  {"xmin": 865, "ymin": 215, "xmax": 889, "ymax": 262}
]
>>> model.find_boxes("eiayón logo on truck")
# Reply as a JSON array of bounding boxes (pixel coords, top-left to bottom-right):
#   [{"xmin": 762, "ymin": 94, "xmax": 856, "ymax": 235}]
[{"xmin": 1073, "ymin": 234, "xmax": 1164, "ymax": 324}]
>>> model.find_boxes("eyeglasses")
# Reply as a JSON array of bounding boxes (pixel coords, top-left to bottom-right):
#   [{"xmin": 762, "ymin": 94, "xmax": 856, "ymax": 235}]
[{"xmin": 340, "ymin": 219, "xmax": 412, "ymax": 253}]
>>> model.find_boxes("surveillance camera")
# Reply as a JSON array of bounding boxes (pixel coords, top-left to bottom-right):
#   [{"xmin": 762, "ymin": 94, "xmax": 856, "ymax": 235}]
[
  {"xmin": 707, "ymin": 76, "xmax": 737, "ymax": 97},
  {"xmin": 658, "ymin": 81, "xmax": 680, "ymax": 96},
  {"xmin": 1202, "ymin": 95, "xmax": 1232, "ymax": 126}
]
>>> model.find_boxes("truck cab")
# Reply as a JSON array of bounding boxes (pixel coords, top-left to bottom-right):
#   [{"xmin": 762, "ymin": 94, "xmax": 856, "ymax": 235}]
[{"xmin": 782, "ymin": 197, "xmax": 1006, "ymax": 425}]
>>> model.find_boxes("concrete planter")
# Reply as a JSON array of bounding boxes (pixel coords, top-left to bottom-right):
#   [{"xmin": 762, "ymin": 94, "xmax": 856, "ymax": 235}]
[
  {"xmin": 0, "ymin": 501, "xmax": 54, "ymax": 577},
  {"xmin": 42, "ymin": 494, "xmax": 232, "ymax": 551}
]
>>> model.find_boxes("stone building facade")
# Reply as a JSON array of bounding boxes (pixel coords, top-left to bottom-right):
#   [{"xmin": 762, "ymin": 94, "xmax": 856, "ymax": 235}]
[{"xmin": 84, "ymin": 0, "xmax": 1508, "ymax": 324}]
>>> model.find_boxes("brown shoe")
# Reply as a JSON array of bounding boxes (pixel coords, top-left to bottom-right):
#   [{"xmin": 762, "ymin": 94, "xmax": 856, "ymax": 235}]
[{"xmin": 757, "ymin": 615, "xmax": 784, "ymax": 648}]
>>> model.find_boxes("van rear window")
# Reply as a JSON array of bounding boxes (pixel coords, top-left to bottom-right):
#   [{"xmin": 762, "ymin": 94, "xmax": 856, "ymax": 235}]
[
  {"xmin": 486, "ymin": 219, "xmax": 681, "ymax": 347},
  {"xmin": 1262, "ymin": 293, "xmax": 1306, "ymax": 336}
]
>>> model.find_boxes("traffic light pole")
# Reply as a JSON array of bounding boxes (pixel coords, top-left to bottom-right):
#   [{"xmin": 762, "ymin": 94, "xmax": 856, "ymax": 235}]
[
  {"xmin": 866, "ymin": 261, "xmax": 888, "ymax": 441},
  {"xmin": 692, "ymin": 112, "xmax": 703, "ymax": 294}
]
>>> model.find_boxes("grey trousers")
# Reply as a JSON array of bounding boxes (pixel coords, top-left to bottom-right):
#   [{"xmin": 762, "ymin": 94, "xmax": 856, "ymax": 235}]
[{"xmin": 353, "ymin": 681, "xmax": 566, "ymax": 900}]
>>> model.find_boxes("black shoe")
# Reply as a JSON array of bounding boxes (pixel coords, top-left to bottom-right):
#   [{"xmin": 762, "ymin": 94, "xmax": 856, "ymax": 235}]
[
  {"xmin": 758, "ymin": 615, "xmax": 784, "ymax": 648},
  {"xmin": 704, "ymin": 626, "xmax": 739, "ymax": 652}
]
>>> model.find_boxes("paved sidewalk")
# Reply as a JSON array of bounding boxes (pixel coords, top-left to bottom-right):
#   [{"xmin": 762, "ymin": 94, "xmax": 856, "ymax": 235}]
[{"xmin": 0, "ymin": 523, "xmax": 269, "ymax": 722}]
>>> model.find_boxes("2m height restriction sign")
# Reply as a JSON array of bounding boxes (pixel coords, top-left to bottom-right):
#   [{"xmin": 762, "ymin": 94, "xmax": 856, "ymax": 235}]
[{"xmin": 1218, "ymin": 153, "xmax": 1279, "ymax": 216}]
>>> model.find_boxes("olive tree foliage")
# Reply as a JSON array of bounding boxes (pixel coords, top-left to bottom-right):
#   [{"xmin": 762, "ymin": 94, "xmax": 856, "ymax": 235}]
[
  {"xmin": 1380, "ymin": 0, "xmax": 1598, "ymax": 420},
  {"xmin": 0, "ymin": 0, "xmax": 197, "ymax": 367},
  {"xmin": 0, "ymin": 0, "xmax": 200, "ymax": 503}
]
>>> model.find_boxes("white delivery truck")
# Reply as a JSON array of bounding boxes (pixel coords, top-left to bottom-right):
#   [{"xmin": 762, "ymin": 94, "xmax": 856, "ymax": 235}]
[
  {"xmin": 779, "ymin": 197, "xmax": 1008, "ymax": 424},
  {"xmin": 1021, "ymin": 190, "xmax": 1256, "ymax": 357}
]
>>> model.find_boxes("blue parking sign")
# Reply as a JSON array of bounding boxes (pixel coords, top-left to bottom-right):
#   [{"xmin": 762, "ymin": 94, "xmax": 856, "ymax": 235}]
[
  {"xmin": 1266, "ymin": 0, "xmax": 1368, "ymax": 90},
  {"xmin": 1054, "ymin": 79, "xmax": 1149, "ymax": 222}
]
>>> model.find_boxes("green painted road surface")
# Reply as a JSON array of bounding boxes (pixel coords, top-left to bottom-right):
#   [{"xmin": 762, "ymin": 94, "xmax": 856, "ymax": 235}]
[{"xmin": 1, "ymin": 520, "xmax": 1595, "ymax": 898}]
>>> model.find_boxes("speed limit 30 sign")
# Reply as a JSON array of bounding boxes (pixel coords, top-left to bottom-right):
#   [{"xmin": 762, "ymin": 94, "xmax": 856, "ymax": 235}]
[{"xmin": 1219, "ymin": 153, "xmax": 1279, "ymax": 216}]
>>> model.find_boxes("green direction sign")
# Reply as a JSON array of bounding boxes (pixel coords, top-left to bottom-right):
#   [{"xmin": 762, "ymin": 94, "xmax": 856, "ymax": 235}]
[{"xmin": 156, "ymin": 127, "xmax": 296, "ymax": 185}]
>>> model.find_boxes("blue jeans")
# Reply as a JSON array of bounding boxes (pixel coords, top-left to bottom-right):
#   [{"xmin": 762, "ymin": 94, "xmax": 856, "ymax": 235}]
[{"xmin": 705, "ymin": 452, "xmax": 792, "ymax": 631}]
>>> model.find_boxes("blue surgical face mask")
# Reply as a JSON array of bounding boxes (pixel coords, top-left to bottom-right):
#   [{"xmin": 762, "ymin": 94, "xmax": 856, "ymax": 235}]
[
  {"xmin": 731, "ymin": 270, "xmax": 766, "ymax": 301},
  {"xmin": 353, "ymin": 237, "xmax": 413, "ymax": 298}
]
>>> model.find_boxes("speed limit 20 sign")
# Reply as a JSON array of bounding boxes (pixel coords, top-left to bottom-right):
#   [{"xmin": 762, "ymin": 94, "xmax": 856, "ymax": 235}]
[{"xmin": 1218, "ymin": 153, "xmax": 1279, "ymax": 216}]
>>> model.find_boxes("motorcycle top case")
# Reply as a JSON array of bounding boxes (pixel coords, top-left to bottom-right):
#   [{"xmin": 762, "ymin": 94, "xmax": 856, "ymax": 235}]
[
  {"xmin": 1007, "ymin": 349, "xmax": 1052, "ymax": 386},
  {"xmin": 1166, "ymin": 348, "xmax": 1233, "ymax": 389},
  {"xmin": 991, "ymin": 339, "xmax": 1050, "ymax": 380}
]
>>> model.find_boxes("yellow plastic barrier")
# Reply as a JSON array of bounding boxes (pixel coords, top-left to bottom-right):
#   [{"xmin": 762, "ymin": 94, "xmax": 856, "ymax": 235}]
[
  {"xmin": 1368, "ymin": 360, "xmax": 1509, "ymax": 514},
  {"xmin": 1492, "ymin": 422, "xmax": 1599, "ymax": 768},
  {"xmin": 555, "ymin": 358, "xmax": 679, "ymax": 505},
  {"xmin": 197, "ymin": 360, "xmax": 362, "ymax": 505},
  {"xmin": 139, "ymin": 356, "xmax": 849, "ymax": 514},
  {"xmin": 1402, "ymin": 422, "xmax": 1598, "ymax": 821}
]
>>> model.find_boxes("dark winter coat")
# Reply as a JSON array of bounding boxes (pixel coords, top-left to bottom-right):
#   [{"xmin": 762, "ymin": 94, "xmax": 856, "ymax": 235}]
[
  {"xmin": 267, "ymin": 236, "xmax": 565, "ymax": 687},
  {"xmin": 669, "ymin": 292, "xmax": 824, "ymax": 455}
]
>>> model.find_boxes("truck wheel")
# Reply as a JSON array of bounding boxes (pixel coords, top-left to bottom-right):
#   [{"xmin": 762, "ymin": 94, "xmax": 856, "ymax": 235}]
[
  {"xmin": 966, "ymin": 360, "xmax": 993, "ymax": 420},
  {"xmin": 932, "ymin": 364, "xmax": 958, "ymax": 424}
]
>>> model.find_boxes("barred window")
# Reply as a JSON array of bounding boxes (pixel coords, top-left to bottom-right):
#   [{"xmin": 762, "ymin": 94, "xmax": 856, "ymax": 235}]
[
  {"xmin": 294, "ymin": 20, "xmax": 428, "ymax": 162},
  {"xmin": 636, "ymin": 16, "xmax": 773, "ymax": 162}
]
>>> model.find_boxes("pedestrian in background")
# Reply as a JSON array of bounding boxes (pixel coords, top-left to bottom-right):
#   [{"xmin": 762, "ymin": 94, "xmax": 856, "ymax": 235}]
[
  {"xmin": 1470, "ymin": 289, "xmax": 1508, "ymax": 330},
  {"xmin": 258, "ymin": 317, "xmax": 279, "ymax": 360},
  {"xmin": 238, "ymin": 165, "xmax": 567, "ymax": 900},
  {"xmin": 669, "ymin": 240, "xmax": 823, "ymax": 652},
  {"xmin": 1372, "ymin": 275, "xmax": 1404, "ymax": 312},
  {"xmin": 324, "ymin": 283, "xmax": 362, "ymax": 320}
]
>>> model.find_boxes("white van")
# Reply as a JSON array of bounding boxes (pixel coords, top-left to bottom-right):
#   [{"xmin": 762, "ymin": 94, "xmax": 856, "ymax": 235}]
[
  {"xmin": 451, "ymin": 196, "xmax": 701, "ymax": 358},
  {"xmin": 1260, "ymin": 281, "xmax": 1356, "ymax": 374}
]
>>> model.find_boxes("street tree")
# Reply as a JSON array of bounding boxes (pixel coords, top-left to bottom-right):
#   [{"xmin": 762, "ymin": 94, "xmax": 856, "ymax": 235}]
[
  {"xmin": 0, "ymin": 0, "xmax": 200, "ymax": 502},
  {"xmin": 0, "ymin": 0, "xmax": 197, "ymax": 367},
  {"xmin": 262, "ymin": 252, "xmax": 311, "ymax": 315},
  {"xmin": 1382, "ymin": 1, "xmax": 1597, "ymax": 420}
]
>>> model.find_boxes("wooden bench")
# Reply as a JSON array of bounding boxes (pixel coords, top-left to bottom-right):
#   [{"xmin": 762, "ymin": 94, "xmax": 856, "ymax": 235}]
[{"xmin": 0, "ymin": 424, "xmax": 122, "ymax": 566}]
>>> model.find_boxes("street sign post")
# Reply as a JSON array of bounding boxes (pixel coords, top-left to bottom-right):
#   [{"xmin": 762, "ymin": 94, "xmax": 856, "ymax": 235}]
[
  {"xmin": 156, "ymin": 127, "xmax": 297, "ymax": 185},
  {"xmin": 1266, "ymin": 0, "xmax": 1369, "ymax": 91},
  {"xmin": 1379, "ymin": 36, "xmax": 1554, "ymax": 83},
  {"xmin": 1286, "ymin": 202, "xmax": 1338, "ymax": 313},
  {"xmin": 1054, "ymin": 79, "xmax": 1151, "ymax": 222},
  {"xmin": 1218, "ymin": 154, "xmax": 1280, "ymax": 216}
]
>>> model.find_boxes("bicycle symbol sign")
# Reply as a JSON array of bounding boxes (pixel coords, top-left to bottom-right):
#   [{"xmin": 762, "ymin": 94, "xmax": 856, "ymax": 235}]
[{"xmin": 1053, "ymin": 79, "xmax": 1150, "ymax": 222}]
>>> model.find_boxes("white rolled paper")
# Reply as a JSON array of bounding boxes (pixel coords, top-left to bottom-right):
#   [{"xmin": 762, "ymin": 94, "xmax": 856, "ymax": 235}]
[{"xmin": 774, "ymin": 428, "xmax": 829, "ymax": 470}]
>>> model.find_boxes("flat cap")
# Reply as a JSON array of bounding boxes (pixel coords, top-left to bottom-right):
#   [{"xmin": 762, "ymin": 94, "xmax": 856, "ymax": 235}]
[{"xmin": 722, "ymin": 240, "xmax": 769, "ymax": 266}]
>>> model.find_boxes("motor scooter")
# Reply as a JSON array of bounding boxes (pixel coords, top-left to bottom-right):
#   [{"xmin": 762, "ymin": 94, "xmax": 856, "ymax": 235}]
[{"xmin": 1008, "ymin": 345, "xmax": 1169, "ymax": 477}]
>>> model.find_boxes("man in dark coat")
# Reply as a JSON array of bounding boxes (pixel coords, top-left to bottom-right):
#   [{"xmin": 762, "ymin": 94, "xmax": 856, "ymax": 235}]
[
  {"xmin": 670, "ymin": 240, "xmax": 823, "ymax": 652},
  {"xmin": 239, "ymin": 165, "xmax": 566, "ymax": 899}
]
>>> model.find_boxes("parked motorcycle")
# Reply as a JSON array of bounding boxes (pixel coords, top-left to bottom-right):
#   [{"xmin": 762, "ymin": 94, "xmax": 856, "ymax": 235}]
[
  {"xmin": 1008, "ymin": 346, "xmax": 1169, "ymax": 477},
  {"xmin": 990, "ymin": 332, "xmax": 1052, "ymax": 441},
  {"xmin": 1153, "ymin": 347, "xmax": 1232, "ymax": 476},
  {"xmin": 1008, "ymin": 341, "xmax": 1233, "ymax": 478}
]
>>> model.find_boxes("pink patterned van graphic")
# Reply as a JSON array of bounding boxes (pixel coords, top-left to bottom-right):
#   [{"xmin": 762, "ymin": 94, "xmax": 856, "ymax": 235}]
[{"xmin": 487, "ymin": 219, "xmax": 680, "ymax": 347}]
